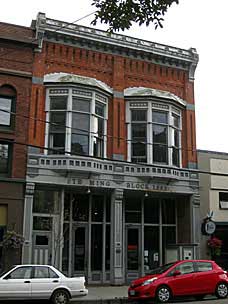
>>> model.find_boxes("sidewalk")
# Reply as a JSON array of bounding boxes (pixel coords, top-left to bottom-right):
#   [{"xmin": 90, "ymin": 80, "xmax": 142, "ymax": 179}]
[{"xmin": 73, "ymin": 285, "xmax": 130, "ymax": 303}]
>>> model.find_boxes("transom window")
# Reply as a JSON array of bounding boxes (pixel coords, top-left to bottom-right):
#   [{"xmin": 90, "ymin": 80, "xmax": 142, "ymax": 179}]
[
  {"xmin": 129, "ymin": 102, "xmax": 181, "ymax": 167},
  {"xmin": 46, "ymin": 88, "xmax": 108, "ymax": 158}
]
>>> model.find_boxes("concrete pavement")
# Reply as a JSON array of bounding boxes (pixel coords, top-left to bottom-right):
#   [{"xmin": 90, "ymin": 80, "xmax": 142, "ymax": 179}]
[{"xmin": 72, "ymin": 285, "xmax": 129, "ymax": 303}]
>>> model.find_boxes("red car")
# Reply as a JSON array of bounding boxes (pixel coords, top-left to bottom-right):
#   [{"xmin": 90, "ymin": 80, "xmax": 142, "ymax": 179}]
[{"xmin": 128, "ymin": 260, "xmax": 228, "ymax": 302}]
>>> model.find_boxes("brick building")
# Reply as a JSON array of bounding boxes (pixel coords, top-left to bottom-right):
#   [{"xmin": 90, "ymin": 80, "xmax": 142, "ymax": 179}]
[
  {"xmin": 0, "ymin": 22, "xmax": 36, "ymax": 269},
  {"xmin": 22, "ymin": 13, "xmax": 200, "ymax": 284}
]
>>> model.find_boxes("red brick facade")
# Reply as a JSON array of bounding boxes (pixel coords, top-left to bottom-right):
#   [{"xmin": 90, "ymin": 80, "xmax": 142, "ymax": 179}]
[
  {"xmin": 0, "ymin": 22, "xmax": 36, "ymax": 270},
  {"xmin": 30, "ymin": 40, "xmax": 197, "ymax": 168}
]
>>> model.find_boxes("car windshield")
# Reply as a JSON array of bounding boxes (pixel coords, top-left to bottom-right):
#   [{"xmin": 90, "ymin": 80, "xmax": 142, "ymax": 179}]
[{"xmin": 150, "ymin": 262, "xmax": 177, "ymax": 275}]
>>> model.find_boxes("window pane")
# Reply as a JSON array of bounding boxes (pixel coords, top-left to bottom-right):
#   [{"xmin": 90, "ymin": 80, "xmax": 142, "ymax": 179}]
[
  {"xmin": 92, "ymin": 195, "xmax": 103, "ymax": 222},
  {"xmin": 72, "ymin": 98, "xmax": 90, "ymax": 112},
  {"xmin": 153, "ymin": 125, "xmax": 167, "ymax": 144},
  {"xmin": 95, "ymin": 102, "xmax": 104, "ymax": 117},
  {"xmin": 105, "ymin": 225, "xmax": 110, "ymax": 270},
  {"xmin": 33, "ymin": 217, "xmax": 52, "ymax": 231},
  {"xmin": 8, "ymin": 267, "xmax": 32, "ymax": 279},
  {"xmin": 62, "ymin": 224, "xmax": 69, "ymax": 272},
  {"xmin": 152, "ymin": 111, "xmax": 168, "ymax": 124},
  {"xmin": 50, "ymin": 96, "xmax": 67, "ymax": 110},
  {"xmin": 71, "ymin": 134, "xmax": 89, "ymax": 155},
  {"xmin": 144, "ymin": 198, "xmax": 159, "ymax": 223},
  {"xmin": 162, "ymin": 199, "xmax": 176, "ymax": 224},
  {"xmin": 93, "ymin": 117, "xmax": 104, "ymax": 157},
  {"xmin": 72, "ymin": 195, "xmax": 89, "ymax": 221},
  {"xmin": 33, "ymin": 190, "xmax": 60, "ymax": 213},
  {"xmin": 127, "ymin": 228, "xmax": 139, "ymax": 270},
  {"xmin": 132, "ymin": 143, "xmax": 146, "ymax": 158},
  {"xmin": 162, "ymin": 226, "xmax": 176, "ymax": 263},
  {"xmin": 144, "ymin": 227, "xmax": 159, "ymax": 271},
  {"xmin": 197, "ymin": 262, "xmax": 212, "ymax": 272},
  {"xmin": 74, "ymin": 227, "xmax": 86, "ymax": 271},
  {"xmin": 172, "ymin": 114, "xmax": 180, "ymax": 128},
  {"xmin": 0, "ymin": 97, "xmax": 11, "ymax": 126},
  {"xmin": 34, "ymin": 266, "xmax": 49, "ymax": 278},
  {"xmin": 49, "ymin": 112, "xmax": 66, "ymax": 132},
  {"xmin": 132, "ymin": 110, "xmax": 147, "ymax": 121},
  {"xmin": 153, "ymin": 144, "xmax": 168, "ymax": 163},
  {"xmin": 51, "ymin": 134, "xmax": 65, "ymax": 151},
  {"xmin": 132, "ymin": 124, "xmax": 147, "ymax": 138},
  {"xmin": 72, "ymin": 113, "xmax": 89, "ymax": 133},
  {"xmin": 125, "ymin": 196, "xmax": 141, "ymax": 223},
  {"xmin": 0, "ymin": 144, "xmax": 9, "ymax": 174},
  {"xmin": 175, "ymin": 262, "xmax": 194, "ymax": 274},
  {"xmin": 172, "ymin": 147, "xmax": 179, "ymax": 167},
  {"xmin": 91, "ymin": 224, "xmax": 102, "ymax": 271},
  {"xmin": 35, "ymin": 235, "xmax": 49, "ymax": 245}
]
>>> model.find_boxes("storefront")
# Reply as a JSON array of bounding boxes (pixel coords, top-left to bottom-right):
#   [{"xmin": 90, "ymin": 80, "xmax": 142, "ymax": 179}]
[{"xmin": 23, "ymin": 159, "xmax": 200, "ymax": 284}]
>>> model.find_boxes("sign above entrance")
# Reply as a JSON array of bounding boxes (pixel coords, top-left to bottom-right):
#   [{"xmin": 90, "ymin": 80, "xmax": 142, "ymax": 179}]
[{"xmin": 68, "ymin": 178, "xmax": 171, "ymax": 192}]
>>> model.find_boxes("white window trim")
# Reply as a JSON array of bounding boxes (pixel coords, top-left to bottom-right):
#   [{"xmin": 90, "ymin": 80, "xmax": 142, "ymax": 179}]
[
  {"xmin": 45, "ymin": 86, "xmax": 108, "ymax": 158},
  {"xmin": 127, "ymin": 99, "xmax": 183, "ymax": 167}
]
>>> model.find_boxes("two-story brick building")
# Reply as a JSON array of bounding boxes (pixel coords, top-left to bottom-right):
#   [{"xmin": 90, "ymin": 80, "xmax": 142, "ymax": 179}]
[
  {"xmin": 22, "ymin": 13, "xmax": 200, "ymax": 285},
  {"xmin": 0, "ymin": 22, "xmax": 36, "ymax": 269}
]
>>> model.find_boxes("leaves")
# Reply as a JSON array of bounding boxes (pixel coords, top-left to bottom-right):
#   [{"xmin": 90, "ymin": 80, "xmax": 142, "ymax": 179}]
[
  {"xmin": 91, "ymin": 0, "xmax": 179, "ymax": 32},
  {"xmin": 1, "ymin": 230, "xmax": 25, "ymax": 249}
]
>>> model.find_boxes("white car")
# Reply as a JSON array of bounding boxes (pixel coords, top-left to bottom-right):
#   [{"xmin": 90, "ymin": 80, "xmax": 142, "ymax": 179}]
[{"xmin": 0, "ymin": 264, "xmax": 88, "ymax": 304}]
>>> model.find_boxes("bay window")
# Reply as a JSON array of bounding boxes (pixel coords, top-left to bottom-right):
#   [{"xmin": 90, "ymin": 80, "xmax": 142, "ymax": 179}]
[
  {"xmin": 46, "ymin": 88, "xmax": 108, "ymax": 157},
  {"xmin": 129, "ymin": 102, "xmax": 181, "ymax": 167}
]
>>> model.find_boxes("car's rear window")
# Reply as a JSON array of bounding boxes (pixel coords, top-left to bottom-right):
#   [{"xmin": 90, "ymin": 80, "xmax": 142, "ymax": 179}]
[{"xmin": 196, "ymin": 262, "xmax": 213, "ymax": 272}]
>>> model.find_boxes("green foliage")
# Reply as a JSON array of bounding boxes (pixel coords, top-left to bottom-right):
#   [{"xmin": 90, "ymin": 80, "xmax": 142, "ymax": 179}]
[
  {"xmin": 91, "ymin": 0, "xmax": 179, "ymax": 32},
  {"xmin": 2, "ymin": 230, "xmax": 25, "ymax": 249}
]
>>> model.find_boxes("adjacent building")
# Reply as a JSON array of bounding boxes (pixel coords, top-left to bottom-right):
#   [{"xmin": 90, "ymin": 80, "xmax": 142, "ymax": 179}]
[
  {"xmin": 198, "ymin": 150, "xmax": 228, "ymax": 270},
  {"xmin": 19, "ymin": 12, "xmax": 200, "ymax": 285},
  {"xmin": 0, "ymin": 22, "xmax": 36, "ymax": 269}
]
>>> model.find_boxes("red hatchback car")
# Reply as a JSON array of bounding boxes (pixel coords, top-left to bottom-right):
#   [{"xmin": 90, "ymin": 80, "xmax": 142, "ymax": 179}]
[{"xmin": 128, "ymin": 260, "xmax": 228, "ymax": 302}]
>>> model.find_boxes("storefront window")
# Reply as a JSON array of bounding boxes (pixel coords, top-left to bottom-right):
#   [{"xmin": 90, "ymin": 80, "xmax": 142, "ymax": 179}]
[
  {"xmin": 91, "ymin": 224, "xmax": 102, "ymax": 271},
  {"xmin": 144, "ymin": 227, "xmax": 159, "ymax": 271},
  {"xmin": 105, "ymin": 225, "xmax": 110, "ymax": 270},
  {"xmin": 144, "ymin": 197, "xmax": 159, "ymax": 223},
  {"xmin": 33, "ymin": 216, "xmax": 52, "ymax": 231},
  {"xmin": 162, "ymin": 199, "xmax": 176, "ymax": 224},
  {"xmin": 33, "ymin": 190, "xmax": 60, "ymax": 214},
  {"xmin": 62, "ymin": 224, "xmax": 69, "ymax": 272},
  {"xmin": 92, "ymin": 195, "xmax": 103, "ymax": 222},
  {"xmin": 162, "ymin": 226, "xmax": 176, "ymax": 261},
  {"xmin": 72, "ymin": 194, "xmax": 89, "ymax": 222},
  {"xmin": 125, "ymin": 195, "xmax": 141, "ymax": 223}
]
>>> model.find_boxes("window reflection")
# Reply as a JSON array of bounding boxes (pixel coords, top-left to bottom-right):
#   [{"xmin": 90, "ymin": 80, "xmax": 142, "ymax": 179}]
[{"xmin": 72, "ymin": 195, "xmax": 89, "ymax": 221}]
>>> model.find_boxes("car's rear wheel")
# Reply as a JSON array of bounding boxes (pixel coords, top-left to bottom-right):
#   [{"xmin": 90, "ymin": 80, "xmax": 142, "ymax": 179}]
[
  {"xmin": 156, "ymin": 285, "xmax": 172, "ymax": 303},
  {"xmin": 215, "ymin": 282, "xmax": 228, "ymax": 299},
  {"xmin": 51, "ymin": 289, "xmax": 70, "ymax": 304}
]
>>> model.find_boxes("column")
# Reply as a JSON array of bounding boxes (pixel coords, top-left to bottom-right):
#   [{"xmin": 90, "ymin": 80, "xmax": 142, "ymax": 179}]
[
  {"xmin": 191, "ymin": 192, "xmax": 200, "ymax": 258},
  {"xmin": 111, "ymin": 188, "xmax": 124, "ymax": 285},
  {"xmin": 22, "ymin": 182, "xmax": 35, "ymax": 264}
]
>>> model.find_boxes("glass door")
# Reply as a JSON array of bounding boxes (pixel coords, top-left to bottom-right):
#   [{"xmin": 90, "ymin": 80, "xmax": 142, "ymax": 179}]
[
  {"xmin": 73, "ymin": 226, "xmax": 88, "ymax": 276},
  {"xmin": 126, "ymin": 227, "xmax": 141, "ymax": 282}
]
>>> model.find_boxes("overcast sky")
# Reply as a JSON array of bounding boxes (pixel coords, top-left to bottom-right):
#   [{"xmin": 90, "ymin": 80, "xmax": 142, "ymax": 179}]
[{"xmin": 1, "ymin": 0, "xmax": 227, "ymax": 153}]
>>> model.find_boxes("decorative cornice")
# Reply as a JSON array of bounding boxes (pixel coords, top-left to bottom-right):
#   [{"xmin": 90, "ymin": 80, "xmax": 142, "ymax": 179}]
[{"xmin": 34, "ymin": 12, "xmax": 199, "ymax": 78}]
